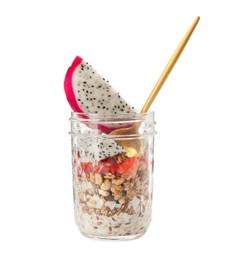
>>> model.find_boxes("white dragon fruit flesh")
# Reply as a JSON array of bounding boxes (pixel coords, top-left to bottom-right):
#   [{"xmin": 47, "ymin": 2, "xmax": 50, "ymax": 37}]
[
  {"xmin": 64, "ymin": 56, "xmax": 135, "ymax": 133},
  {"xmin": 75, "ymin": 129, "xmax": 125, "ymax": 162}
]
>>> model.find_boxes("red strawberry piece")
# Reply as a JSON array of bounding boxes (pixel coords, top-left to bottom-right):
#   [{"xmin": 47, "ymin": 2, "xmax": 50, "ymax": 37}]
[
  {"xmin": 93, "ymin": 161, "xmax": 111, "ymax": 174},
  {"xmin": 106, "ymin": 157, "xmax": 119, "ymax": 174},
  {"xmin": 80, "ymin": 162, "xmax": 93, "ymax": 174},
  {"xmin": 115, "ymin": 157, "xmax": 140, "ymax": 178}
]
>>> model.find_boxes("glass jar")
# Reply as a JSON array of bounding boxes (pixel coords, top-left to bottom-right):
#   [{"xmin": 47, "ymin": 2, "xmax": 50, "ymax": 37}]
[{"xmin": 69, "ymin": 111, "xmax": 156, "ymax": 240}]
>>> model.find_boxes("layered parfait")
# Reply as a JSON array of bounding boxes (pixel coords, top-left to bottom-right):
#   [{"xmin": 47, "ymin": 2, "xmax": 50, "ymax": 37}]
[
  {"xmin": 65, "ymin": 56, "xmax": 154, "ymax": 239},
  {"xmin": 72, "ymin": 132, "xmax": 152, "ymax": 238}
]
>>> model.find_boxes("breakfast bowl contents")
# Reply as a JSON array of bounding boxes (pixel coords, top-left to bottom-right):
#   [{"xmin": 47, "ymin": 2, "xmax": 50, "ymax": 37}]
[
  {"xmin": 70, "ymin": 111, "xmax": 155, "ymax": 240},
  {"xmin": 65, "ymin": 56, "xmax": 155, "ymax": 240}
]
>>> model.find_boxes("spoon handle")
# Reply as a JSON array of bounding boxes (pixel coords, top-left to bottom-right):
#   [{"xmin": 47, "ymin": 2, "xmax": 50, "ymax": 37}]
[{"xmin": 141, "ymin": 16, "xmax": 200, "ymax": 113}]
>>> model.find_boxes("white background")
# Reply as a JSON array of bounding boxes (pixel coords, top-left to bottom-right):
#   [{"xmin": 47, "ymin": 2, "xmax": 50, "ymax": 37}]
[{"xmin": 0, "ymin": 0, "xmax": 242, "ymax": 259}]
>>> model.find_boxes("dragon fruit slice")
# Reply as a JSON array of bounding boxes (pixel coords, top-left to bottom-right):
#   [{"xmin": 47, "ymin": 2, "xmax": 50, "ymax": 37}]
[
  {"xmin": 64, "ymin": 56, "xmax": 135, "ymax": 133},
  {"xmin": 79, "ymin": 138, "xmax": 125, "ymax": 162},
  {"xmin": 76, "ymin": 129, "xmax": 126, "ymax": 162}
]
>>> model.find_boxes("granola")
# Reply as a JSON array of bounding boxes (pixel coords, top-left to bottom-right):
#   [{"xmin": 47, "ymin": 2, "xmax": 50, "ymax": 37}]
[{"xmin": 72, "ymin": 150, "xmax": 153, "ymax": 239}]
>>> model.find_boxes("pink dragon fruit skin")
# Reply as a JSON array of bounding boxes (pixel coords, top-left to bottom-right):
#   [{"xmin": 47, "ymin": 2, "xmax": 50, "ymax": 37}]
[
  {"xmin": 64, "ymin": 56, "xmax": 135, "ymax": 134},
  {"xmin": 64, "ymin": 56, "xmax": 85, "ymax": 115}
]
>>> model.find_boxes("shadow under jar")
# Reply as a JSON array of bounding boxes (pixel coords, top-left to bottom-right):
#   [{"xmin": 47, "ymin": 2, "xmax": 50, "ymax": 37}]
[{"xmin": 69, "ymin": 110, "xmax": 156, "ymax": 240}]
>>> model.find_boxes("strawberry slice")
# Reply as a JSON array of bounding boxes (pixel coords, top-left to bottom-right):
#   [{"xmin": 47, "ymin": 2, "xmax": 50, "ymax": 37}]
[
  {"xmin": 80, "ymin": 162, "xmax": 93, "ymax": 174},
  {"xmin": 106, "ymin": 157, "xmax": 119, "ymax": 174},
  {"xmin": 93, "ymin": 161, "xmax": 111, "ymax": 174},
  {"xmin": 115, "ymin": 157, "xmax": 140, "ymax": 178}
]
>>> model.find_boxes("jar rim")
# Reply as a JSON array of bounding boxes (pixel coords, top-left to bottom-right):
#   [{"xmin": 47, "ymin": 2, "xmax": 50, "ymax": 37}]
[
  {"xmin": 70, "ymin": 109, "xmax": 154, "ymax": 120},
  {"xmin": 70, "ymin": 109, "xmax": 156, "ymax": 137}
]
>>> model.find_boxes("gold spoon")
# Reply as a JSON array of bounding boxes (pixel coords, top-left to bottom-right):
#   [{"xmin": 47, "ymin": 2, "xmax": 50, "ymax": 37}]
[{"xmin": 110, "ymin": 16, "xmax": 200, "ymax": 157}]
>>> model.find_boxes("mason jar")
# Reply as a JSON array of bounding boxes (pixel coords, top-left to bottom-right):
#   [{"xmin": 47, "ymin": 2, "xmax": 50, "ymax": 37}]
[{"xmin": 69, "ymin": 111, "xmax": 156, "ymax": 240}]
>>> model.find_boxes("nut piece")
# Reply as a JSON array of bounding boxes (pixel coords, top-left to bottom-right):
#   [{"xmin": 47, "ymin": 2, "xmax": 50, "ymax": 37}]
[
  {"xmin": 86, "ymin": 197, "xmax": 97, "ymax": 207},
  {"xmin": 116, "ymin": 154, "xmax": 127, "ymax": 163},
  {"xmin": 107, "ymin": 210, "xmax": 114, "ymax": 217},
  {"xmin": 134, "ymin": 179, "xmax": 141, "ymax": 189},
  {"xmin": 117, "ymin": 185, "xmax": 123, "ymax": 191},
  {"xmin": 95, "ymin": 174, "xmax": 103, "ymax": 185},
  {"xmin": 86, "ymin": 187, "xmax": 95, "ymax": 195},
  {"xmin": 111, "ymin": 184, "xmax": 120, "ymax": 195},
  {"xmin": 127, "ymin": 206, "xmax": 135, "ymax": 215},
  {"xmin": 98, "ymin": 189, "xmax": 110, "ymax": 197},
  {"xmin": 112, "ymin": 178, "xmax": 125, "ymax": 186},
  {"xmin": 95, "ymin": 208, "xmax": 101, "ymax": 215},
  {"xmin": 126, "ymin": 176, "xmax": 132, "ymax": 181},
  {"xmin": 101, "ymin": 208, "xmax": 109, "ymax": 215},
  {"xmin": 114, "ymin": 191, "xmax": 123, "ymax": 201},
  {"xmin": 119, "ymin": 196, "xmax": 126, "ymax": 205},
  {"xmin": 126, "ymin": 189, "xmax": 135, "ymax": 200},
  {"xmin": 90, "ymin": 172, "xmax": 95, "ymax": 183},
  {"xmin": 103, "ymin": 173, "xmax": 115, "ymax": 179},
  {"xmin": 101, "ymin": 179, "xmax": 111, "ymax": 191}
]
